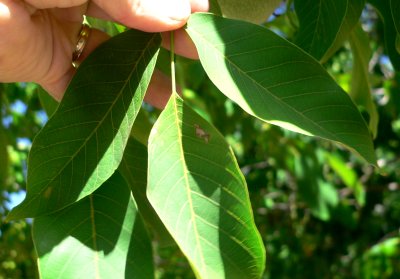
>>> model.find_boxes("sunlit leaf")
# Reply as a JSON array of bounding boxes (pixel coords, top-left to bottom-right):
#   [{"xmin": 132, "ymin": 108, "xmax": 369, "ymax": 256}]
[
  {"xmin": 186, "ymin": 13, "xmax": 376, "ymax": 164},
  {"xmin": 349, "ymin": 24, "xmax": 378, "ymax": 138},
  {"xmin": 7, "ymin": 30, "xmax": 161, "ymax": 220},
  {"xmin": 119, "ymin": 138, "xmax": 173, "ymax": 246},
  {"xmin": 217, "ymin": 0, "xmax": 281, "ymax": 24},
  {"xmin": 294, "ymin": 0, "xmax": 348, "ymax": 60},
  {"xmin": 33, "ymin": 172, "xmax": 154, "ymax": 279},
  {"xmin": 147, "ymin": 93, "xmax": 265, "ymax": 278},
  {"xmin": 326, "ymin": 152, "xmax": 365, "ymax": 206}
]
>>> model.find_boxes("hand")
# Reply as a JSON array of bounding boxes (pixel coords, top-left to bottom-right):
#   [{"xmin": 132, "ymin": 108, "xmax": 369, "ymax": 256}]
[{"xmin": 0, "ymin": 0, "xmax": 209, "ymax": 108}]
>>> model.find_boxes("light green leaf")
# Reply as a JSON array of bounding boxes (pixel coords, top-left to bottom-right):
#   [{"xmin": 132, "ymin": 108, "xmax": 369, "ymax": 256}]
[
  {"xmin": 368, "ymin": 0, "xmax": 400, "ymax": 70},
  {"xmin": 294, "ymin": 150, "xmax": 338, "ymax": 221},
  {"xmin": 349, "ymin": 24, "xmax": 379, "ymax": 138},
  {"xmin": 7, "ymin": 30, "xmax": 161, "ymax": 220},
  {"xmin": 33, "ymin": 172, "xmax": 154, "ymax": 279},
  {"xmin": 326, "ymin": 153, "xmax": 365, "ymax": 206},
  {"xmin": 217, "ymin": 0, "xmax": 282, "ymax": 24},
  {"xmin": 186, "ymin": 13, "xmax": 376, "ymax": 164},
  {"xmin": 147, "ymin": 93, "xmax": 265, "ymax": 278},
  {"xmin": 119, "ymin": 138, "xmax": 173, "ymax": 246},
  {"xmin": 294, "ymin": 0, "xmax": 348, "ymax": 60}
]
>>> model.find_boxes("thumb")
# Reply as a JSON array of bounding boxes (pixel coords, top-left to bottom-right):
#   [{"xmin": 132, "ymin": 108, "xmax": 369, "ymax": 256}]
[{"xmin": 93, "ymin": 0, "xmax": 191, "ymax": 32}]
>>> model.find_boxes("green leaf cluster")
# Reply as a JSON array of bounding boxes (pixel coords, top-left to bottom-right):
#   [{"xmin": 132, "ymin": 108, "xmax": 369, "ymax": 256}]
[{"xmin": 1, "ymin": 1, "xmax": 400, "ymax": 278}]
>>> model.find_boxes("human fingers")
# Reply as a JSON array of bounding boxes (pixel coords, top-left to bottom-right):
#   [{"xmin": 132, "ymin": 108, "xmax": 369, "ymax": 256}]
[{"xmin": 92, "ymin": 0, "xmax": 191, "ymax": 32}]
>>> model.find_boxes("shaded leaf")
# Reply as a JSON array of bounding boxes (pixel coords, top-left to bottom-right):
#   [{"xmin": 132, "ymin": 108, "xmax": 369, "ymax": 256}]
[
  {"xmin": 294, "ymin": 0, "xmax": 348, "ymax": 60},
  {"xmin": 349, "ymin": 24, "xmax": 378, "ymax": 138},
  {"xmin": 129, "ymin": 109, "xmax": 153, "ymax": 146},
  {"xmin": 8, "ymin": 30, "xmax": 161, "ymax": 220},
  {"xmin": 390, "ymin": 0, "xmax": 400, "ymax": 54},
  {"xmin": 186, "ymin": 13, "xmax": 376, "ymax": 164},
  {"xmin": 37, "ymin": 87, "xmax": 58, "ymax": 117},
  {"xmin": 217, "ymin": 0, "xmax": 282, "ymax": 24},
  {"xmin": 321, "ymin": 0, "xmax": 365, "ymax": 62},
  {"xmin": 119, "ymin": 138, "xmax": 173, "ymax": 246},
  {"xmin": 147, "ymin": 93, "xmax": 265, "ymax": 278},
  {"xmin": 368, "ymin": 0, "xmax": 400, "ymax": 70},
  {"xmin": 33, "ymin": 172, "xmax": 154, "ymax": 279},
  {"xmin": 293, "ymin": 149, "xmax": 339, "ymax": 221}
]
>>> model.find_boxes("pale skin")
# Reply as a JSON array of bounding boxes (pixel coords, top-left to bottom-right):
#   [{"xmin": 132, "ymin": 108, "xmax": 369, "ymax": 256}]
[{"xmin": 0, "ymin": 0, "xmax": 209, "ymax": 108}]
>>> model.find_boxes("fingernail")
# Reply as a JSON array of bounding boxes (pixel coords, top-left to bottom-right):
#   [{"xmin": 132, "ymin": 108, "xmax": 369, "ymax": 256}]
[{"xmin": 145, "ymin": 0, "xmax": 191, "ymax": 22}]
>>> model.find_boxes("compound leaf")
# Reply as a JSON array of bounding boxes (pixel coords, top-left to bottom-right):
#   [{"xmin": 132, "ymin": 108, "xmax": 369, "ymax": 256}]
[{"xmin": 147, "ymin": 93, "xmax": 265, "ymax": 278}]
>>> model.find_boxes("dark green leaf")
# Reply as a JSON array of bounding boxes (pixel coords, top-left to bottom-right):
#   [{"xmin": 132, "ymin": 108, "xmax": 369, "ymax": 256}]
[
  {"xmin": 33, "ymin": 172, "xmax": 154, "ymax": 279},
  {"xmin": 321, "ymin": 0, "xmax": 365, "ymax": 62},
  {"xmin": 390, "ymin": 0, "xmax": 400, "ymax": 54},
  {"xmin": 294, "ymin": 0, "xmax": 348, "ymax": 60},
  {"xmin": 349, "ymin": 24, "xmax": 379, "ymax": 138},
  {"xmin": 119, "ymin": 138, "xmax": 173, "ymax": 246},
  {"xmin": 147, "ymin": 93, "xmax": 265, "ymax": 278},
  {"xmin": 186, "ymin": 13, "xmax": 376, "ymax": 164},
  {"xmin": 37, "ymin": 87, "xmax": 58, "ymax": 117},
  {"xmin": 368, "ymin": 0, "xmax": 400, "ymax": 70},
  {"xmin": 7, "ymin": 30, "xmax": 161, "ymax": 220}
]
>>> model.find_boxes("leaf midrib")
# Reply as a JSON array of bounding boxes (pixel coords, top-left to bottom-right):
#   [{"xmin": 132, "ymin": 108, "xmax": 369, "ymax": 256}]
[
  {"xmin": 187, "ymin": 23, "xmax": 343, "ymax": 144},
  {"xmin": 172, "ymin": 95, "xmax": 207, "ymax": 275},
  {"xmin": 24, "ymin": 34, "xmax": 158, "ymax": 211}
]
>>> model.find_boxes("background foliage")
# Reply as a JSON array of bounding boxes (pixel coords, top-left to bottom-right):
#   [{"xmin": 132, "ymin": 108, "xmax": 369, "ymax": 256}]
[{"xmin": 1, "ymin": 1, "xmax": 400, "ymax": 278}]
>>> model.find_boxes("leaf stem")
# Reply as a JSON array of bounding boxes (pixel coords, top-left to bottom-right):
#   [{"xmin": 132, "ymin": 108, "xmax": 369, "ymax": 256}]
[{"xmin": 170, "ymin": 31, "xmax": 177, "ymax": 94}]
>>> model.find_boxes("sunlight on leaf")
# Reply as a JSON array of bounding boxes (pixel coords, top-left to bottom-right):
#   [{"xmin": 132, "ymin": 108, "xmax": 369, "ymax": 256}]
[
  {"xmin": 147, "ymin": 93, "xmax": 265, "ymax": 278},
  {"xmin": 186, "ymin": 13, "xmax": 376, "ymax": 164},
  {"xmin": 7, "ymin": 30, "xmax": 161, "ymax": 220},
  {"xmin": 33, "ymin": 172, "xmax": 154, "ymax": 279}
]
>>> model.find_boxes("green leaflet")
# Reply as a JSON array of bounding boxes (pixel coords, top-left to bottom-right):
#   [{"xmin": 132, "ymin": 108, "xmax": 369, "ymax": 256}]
[
  {"xmin": 368, "ymin": 0, "xmax": 400, "ymax": 70},
  {"xmin": 37, "ymin": 87, "xmax": 59, "ymax": 117},
  {"xmin": 390, "ymin": 0, "xmax": 400, "ymax": 54},
  {"xmin": 119, "ymin": 138, "xmax": 173, "ymax": 246},
  {"xmin": 349, "ymin": 24, "xmax": 379, "ymax": 138},
  {"xmin": 217, "ymin": 0, "xmax": 281, "ymax": 24},
  {"xmin": 7, "ymin": 30, "xmax": 161, "ymax": 220},
  {"xmin": 326, "ymin": 153, "xmax": 366, "ymax": 206},
  {"xmin": 294, "ymin": 0, "xmax": 348, "ymax": 60},
  {"xmin": 33, "ymin": 172, "xmax": 154, "ymax": 279},
  {"xmin": 147, "ymin": 93, "xmax": 265, "ymax": 278},
  {"xmin": 322, "ymin": 0, "xmax": 365, "ymax": 62},
  {"xmin": 186, "ymin": 13, "xmax": 376, "ymax": 164}
]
